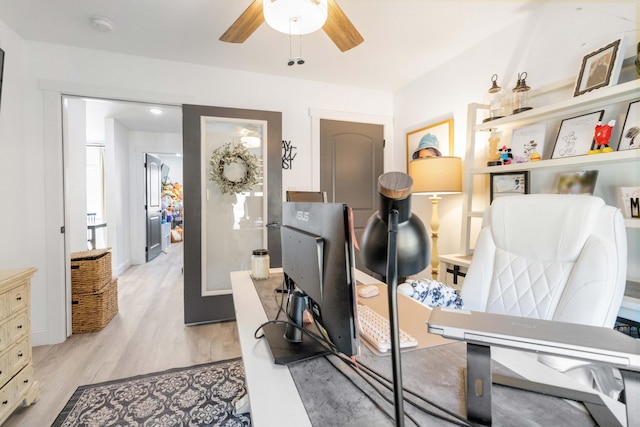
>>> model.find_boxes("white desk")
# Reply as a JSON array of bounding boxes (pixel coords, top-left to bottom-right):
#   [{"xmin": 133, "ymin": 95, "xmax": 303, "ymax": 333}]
[
  {"xmin": 231, "ymin": 269, "xmax": 311, "ymax": 427},
  {"xmin": 231, "ymin": 269, "xmax": 600, "ymax": 426}
]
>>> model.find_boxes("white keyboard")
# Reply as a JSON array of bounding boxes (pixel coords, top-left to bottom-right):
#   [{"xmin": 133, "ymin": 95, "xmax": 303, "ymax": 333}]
[{"xmin": 357, "ymin": 304, "xmax": 418, "ymax": 353}]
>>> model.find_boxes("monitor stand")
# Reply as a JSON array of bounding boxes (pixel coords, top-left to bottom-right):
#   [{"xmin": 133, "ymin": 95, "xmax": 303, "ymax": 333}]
[
  {"xmin": 262, "ymin": 323, "xmax": 329, "ymax": 365},
  {"xmin": 263, "ymin": 291, "xmax": 329, "ymax": 365}
]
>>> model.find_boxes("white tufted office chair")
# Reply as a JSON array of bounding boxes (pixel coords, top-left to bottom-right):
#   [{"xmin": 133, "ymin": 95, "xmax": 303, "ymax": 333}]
[
  {"xmin": 462, "ymin": 194, "xmax": 627, "ymax": 327},
  {"xmin": 461, "ymin": 194, "xmax": 627, "ymax": 379}
]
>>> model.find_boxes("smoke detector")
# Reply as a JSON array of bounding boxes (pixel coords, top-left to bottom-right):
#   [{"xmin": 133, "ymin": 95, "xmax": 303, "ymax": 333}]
[{"xmin": 90, "ymin": 16, "xmax": 115, "ymax": 33}]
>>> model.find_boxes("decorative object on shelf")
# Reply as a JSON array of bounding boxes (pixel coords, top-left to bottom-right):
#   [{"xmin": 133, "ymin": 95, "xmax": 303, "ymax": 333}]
[
  {"xmin": 209, "ymin": 142, "xmax": 259, "ymax": 195},
  {"xmin": 483, "ymin": 74, "xmax": 507, "ymax": 122},
  {"xmin": 619, "ymin": 187, "xmax": 640, "ymax": 218},
  {"xmin": 360, "ymin": 172, "xmax": 430, "ymax": 427},
  {"xmin": 498, "ymin": 145, "xmax": 513, "ymax": 165},
  {"xmin": 406, "ymin": 118, "xmax": 454, "ymax": 171},
  {"xmin": 510, "ymin": 122, "xmax": 547, "ymax": 163},
  {"xmin": 556, "ymin": 170, "xmax": 599, "ymax": 195},
  {"xmin": 511, "ymin": 72, "xmax": 532, "ymax": 114},
  {"xmin": 487, "ymin": 130, "xmax": 502, "ymax": 166},
  {"xmin": 490, "ymin": 171, "xmax": 529, "ymax": 203},
  {"xmin": 618, "ymin": 100, "xmax": 640, "ymax": 151},
  {"xmin": 574, "ymin": 38, "xmax": 625, "ymax": 97},
  {"xmin": 282, "ymin": 139, "xmax": 297, "ymax": 169},
  {"xmin": 551, "ymin": 110, "xmax": 604, "ymax": 159},
  {"xmin": 409, "ymin": 157, "xmax": 463, "ymax": 280},
  {"xmin": 589, "ymin": 120, "xmax": 616, "ymax": 154}
]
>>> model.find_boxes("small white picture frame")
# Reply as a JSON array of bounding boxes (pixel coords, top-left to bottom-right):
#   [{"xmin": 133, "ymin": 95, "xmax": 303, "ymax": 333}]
[
  {"xmin": 619, "ymin": 187, "xmax": 640, "ymax": 218},
  {"xmin": 551, "ymin": 110, "xmax": 604, "ymax": 159},
  {"xmin": 510, "ymin": 123, "xmax": 547, "ymax": 162},
  {"xmin": 618, "ymin": 100, "xmax": 640, "ymax": 151}
]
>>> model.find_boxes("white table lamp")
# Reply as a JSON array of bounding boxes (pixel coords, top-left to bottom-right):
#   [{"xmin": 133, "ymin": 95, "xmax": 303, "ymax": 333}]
[{"xmin": 409, "ymin": 156, "xmax": 463, "ymax": 279}]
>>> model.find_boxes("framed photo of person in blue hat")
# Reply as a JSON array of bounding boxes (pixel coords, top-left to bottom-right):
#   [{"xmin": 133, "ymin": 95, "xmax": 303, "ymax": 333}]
[{"xmin": 406, "ymin": 118, "xmax": 454, "ymax": 171}]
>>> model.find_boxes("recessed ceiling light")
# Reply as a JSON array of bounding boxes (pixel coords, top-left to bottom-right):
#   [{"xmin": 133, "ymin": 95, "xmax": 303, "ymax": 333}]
[
  {"xmin": 150, "ymin": 108, "xmax": 163, "ymax": 115},
  {"xmin": 90, "ymin": 16, "xmax": 115, "ymax": 33}
]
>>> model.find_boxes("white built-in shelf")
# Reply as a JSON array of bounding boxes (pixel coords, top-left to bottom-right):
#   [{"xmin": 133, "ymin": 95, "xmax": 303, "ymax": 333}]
[
  {"xmin": 472, "ymin": 149, "xmax": 639, "ymax": 175},
  {"xmin": 461, "ymin": 77, "xmax": 640, "ymax": 255},
  {"xmin": 474, "ymin": 79, "xmax": 640, "ymax": 133},
  {"xmin": 625, "ymin": 218, "xmax": 640, "ymax": 229}
]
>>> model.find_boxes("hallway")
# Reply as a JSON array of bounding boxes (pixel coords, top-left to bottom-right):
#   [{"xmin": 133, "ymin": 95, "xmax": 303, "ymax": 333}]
[{"xmin": 6, "ymin": 242, "xmax": 241, "ymax": 426}]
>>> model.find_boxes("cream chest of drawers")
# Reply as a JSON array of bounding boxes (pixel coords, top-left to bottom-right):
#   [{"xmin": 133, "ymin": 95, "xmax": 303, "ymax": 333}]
[{"xmin": 0, "ymin": 268, "xmax": 39, "ymax": 424}]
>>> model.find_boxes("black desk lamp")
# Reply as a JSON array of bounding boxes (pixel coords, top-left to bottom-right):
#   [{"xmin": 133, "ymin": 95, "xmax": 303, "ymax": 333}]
[{"xmin": 360, "ymin": 172, "xmax": 430, "ymax": 427}]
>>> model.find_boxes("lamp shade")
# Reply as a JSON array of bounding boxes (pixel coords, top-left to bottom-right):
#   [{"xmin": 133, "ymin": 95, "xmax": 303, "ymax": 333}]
[
  {"xmin": 263, "ymin": 0, "xmax": 328, "ymax": 35},
  {"xmin": 360, "ymin": 172, "xmax": 430, "ymax": 279},
  {"xmin": 409, "ymin": 156, "xmax": 462, "ymax": 195}
]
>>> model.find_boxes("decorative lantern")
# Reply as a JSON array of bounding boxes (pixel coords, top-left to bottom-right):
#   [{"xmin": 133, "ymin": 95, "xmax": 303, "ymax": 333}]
[
  {"xmin": 512, "ymin": 72, "xmax": 532, "ymax": 114},
  {"xmin": 484, "ymin": 74, "xmax": 507, "ymax": 122}
]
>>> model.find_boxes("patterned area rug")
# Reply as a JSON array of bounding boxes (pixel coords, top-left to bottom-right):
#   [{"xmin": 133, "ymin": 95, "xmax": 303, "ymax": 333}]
[{"xmin": 53, "ymin": 358, "xmax": 251, "ymax": 427}]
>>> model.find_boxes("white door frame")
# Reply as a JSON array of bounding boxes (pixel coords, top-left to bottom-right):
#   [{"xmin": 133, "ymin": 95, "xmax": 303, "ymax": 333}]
[
  {"xmin": 40, "ymin": 79, "xmax": 193, "ymax": 344},
  {"xmin": 308, "ymin": 108, "xmax": 394, "ymax": 190}
]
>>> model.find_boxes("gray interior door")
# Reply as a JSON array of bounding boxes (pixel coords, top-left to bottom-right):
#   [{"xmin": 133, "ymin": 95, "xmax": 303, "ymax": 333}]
[
  {"xmin": 182, "ymin": 104, "xmax": 282, "ymax": 324},
  {"xmin": 320, "ymin": 119, "xmax": 384, "ymax": 273},
  {"xmin": 145, "ymin": 153, "xmax": 163, "ymax": 262}
]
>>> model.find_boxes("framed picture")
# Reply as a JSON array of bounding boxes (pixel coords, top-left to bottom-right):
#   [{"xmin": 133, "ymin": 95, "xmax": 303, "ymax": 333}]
[
  {"xmin": 510, "ymin": 123, "xmax": 547, "ymax": 162},
  {"xmin": 490, "ymin": 171, "xmax": 529, "ymax": 203},
  {"xmin": 618, "ymin": 187, "xmax": 640, "ymax": 218},
  {"xmin": 556, "ymin": 170, "xmax": 599, "ymax": 195},
  {"xmin": 551, "ymin": 110, "xmax": 604, "ymax": 159},
  {"xmin": 618, "ymin": 100, "xmax": 640, "ymax": 151},
  {"xmin": 574, "ymin": 38, "xmax": 624, "ymax": 97},
  {"xmin": 406, "ymin": 118, "xmax": 454, "ymax": 171}
]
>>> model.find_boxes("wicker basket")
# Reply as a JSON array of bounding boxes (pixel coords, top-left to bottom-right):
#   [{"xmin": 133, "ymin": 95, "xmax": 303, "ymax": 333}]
[
  {"xmin": 72, "ymin": 278, "xmax": 118, "ymax": 333},
  {"xmin": 70, "ymin": 248, "xmax": 112, "ymax": 294}
]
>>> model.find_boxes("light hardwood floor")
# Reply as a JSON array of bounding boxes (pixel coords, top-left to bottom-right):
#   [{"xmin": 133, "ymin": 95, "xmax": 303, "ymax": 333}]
[{"xmin": 5, "ymin": 242, "xmax": 242, "ymax": 426}]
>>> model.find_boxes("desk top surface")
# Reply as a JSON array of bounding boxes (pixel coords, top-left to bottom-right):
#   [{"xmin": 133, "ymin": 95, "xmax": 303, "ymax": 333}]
[{"xmin": 232, "ymin": 269, "xmax": 596, "ymax": 427}]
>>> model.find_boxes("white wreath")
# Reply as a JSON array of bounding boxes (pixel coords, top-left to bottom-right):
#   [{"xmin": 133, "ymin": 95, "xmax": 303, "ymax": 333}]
[{"xmin": 209, "ymin": 143, "xmax": 259, "ymax": 195}]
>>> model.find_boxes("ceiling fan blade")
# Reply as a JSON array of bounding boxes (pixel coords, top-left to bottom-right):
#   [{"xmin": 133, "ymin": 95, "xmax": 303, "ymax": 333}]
[
  {"xmin": 323, "ymin": 0, "xmax": 364, "ymax": 52},
  {"xmin": 220, "ymin": 0, "xmax": 265, "ymax": 43}
]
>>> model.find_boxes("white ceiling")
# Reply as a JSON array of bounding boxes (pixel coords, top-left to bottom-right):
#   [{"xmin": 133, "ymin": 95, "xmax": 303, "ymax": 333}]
[
  {"xmin": 0, "ymin": 1, "xmax": 550, "ymax": 135},
  {"xmin": 0, "ymin": 0, "xmax": 541, "ymax": 91}
]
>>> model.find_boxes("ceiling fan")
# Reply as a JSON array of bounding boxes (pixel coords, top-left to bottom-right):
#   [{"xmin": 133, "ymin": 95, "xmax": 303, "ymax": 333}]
[{"xmin": 220, "ymin": 0, "xmax": 364, "ymax": 52}]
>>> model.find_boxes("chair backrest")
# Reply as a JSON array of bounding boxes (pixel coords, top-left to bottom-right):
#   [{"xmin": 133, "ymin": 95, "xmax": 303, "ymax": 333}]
[
  {"xmin": 286, "ymin": 191, "xmax": 328, "ymax": 203},
  {"xmin": 461, "ymin": 194, "xmax": 627, "ymax": 329}
]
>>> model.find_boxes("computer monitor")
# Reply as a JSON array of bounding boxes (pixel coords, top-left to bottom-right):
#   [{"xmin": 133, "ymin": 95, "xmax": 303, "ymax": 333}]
[{"xmin": 261, "ymin": 201, "xmax": 359, "ymax": 365}]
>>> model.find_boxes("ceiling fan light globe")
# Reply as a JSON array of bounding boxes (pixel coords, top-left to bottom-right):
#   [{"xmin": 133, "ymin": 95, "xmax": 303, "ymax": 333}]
[{"xmin": 264, "ymin": 0, "xmax": 328, "ymax": 35}]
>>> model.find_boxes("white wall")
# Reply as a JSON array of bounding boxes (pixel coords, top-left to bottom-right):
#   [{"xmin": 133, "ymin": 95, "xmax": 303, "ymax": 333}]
[
  {"xmin": 1, "ymin": 1, "xmax": 636, "ymax": 345},
  {"xmin": 105, "ymin": 118, "xmax": 132, "ymax": 276},
  {"xmin": 64, "ymin": 98, "xmax": 90, "ymax": 253},
  {"xmin": 393, "ymin": 1, "xmax": 638, "ymax": 279},
  {"xmin": 14, "ymin": 37, "xmax": 392, "ymax": 345},
  {"xmin": 128, "ymin": 131, "xmax": 184, "ymax": 265}
]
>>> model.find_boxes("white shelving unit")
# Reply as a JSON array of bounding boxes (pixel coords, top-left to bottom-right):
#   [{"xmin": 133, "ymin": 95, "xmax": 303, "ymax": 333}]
[
  {"xmin": 439, "ymin": 78, "xmax": 640, "ymax": 322},
  {"xmin": 460, "ymin": 78, "xmax": 640, "ymax": 255}
]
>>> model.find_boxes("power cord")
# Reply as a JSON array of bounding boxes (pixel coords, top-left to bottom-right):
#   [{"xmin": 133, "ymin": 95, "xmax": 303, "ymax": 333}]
[{"xmin": 254, "ymin": 318, "xmax": 477, "ymax": 426}]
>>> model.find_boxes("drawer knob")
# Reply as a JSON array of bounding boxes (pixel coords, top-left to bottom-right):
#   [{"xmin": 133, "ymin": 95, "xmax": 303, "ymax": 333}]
[
  {"xmin": 17, "ymin": 351, "xmax": 23, "ymax": 357},
  {"xmin": 2, "ymin": 400, "xmax": 7, "ymax": 405},
  {"xmin": 17, "ymin": 325, "xmax": 22, "ymax": 329},
  {"xmin": 16, "ymin": 296, "xmax": 22, "ymax": 301},
  {"xmin": 23, "ymin": 379, "xmax": 29, "ymax": 384}
]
